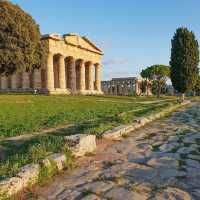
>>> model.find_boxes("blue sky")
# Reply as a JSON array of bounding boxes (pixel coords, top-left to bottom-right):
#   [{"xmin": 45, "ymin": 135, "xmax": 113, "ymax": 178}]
[{"xmin": 11, "ymin": 0, "xmax": 200, "ymax": 80}]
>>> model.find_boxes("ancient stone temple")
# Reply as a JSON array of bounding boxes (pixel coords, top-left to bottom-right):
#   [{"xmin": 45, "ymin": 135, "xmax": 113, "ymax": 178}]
[
  {"xmin": 0, "ymin": 33, "xmax": 103, "ymax": 95},
  {"xmin": 101, "ymin": 77, "xmax": 152, "ymax": 96}
]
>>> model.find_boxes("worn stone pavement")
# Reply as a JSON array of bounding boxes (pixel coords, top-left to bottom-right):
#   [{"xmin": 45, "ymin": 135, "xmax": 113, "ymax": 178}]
[{"xmin": 30, "ymin": 103, "xmax": 200, "ymax": 200}]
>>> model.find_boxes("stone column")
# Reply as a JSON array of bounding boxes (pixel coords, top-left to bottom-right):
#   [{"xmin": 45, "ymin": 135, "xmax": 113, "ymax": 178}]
[
  {"xmin": 87, "ymin": 62, "xmax": 94, "ymax": 90},
  {"xmin": 22, "ymin": 72, "xmax": 30, "ymax": 89},
  {"xmin": 58, "ymin": 55, "xmax": 66, "ymax": 89},
  {"xmin": 33, "ymin": 68, "xmax": 42, "ymax": 89},
  {"xmin": 94, "ymin": 63, "xmax": 101, "ymax": 91},
  {"xmin": 1, "ymin": 76, "xmax": 8, "ymax": 90},
  {"xmin": 46, "ymin": 52, "xmax": 54, "ymax": 91},
  {"xmin": 68, "ymin": 57, "xmax": 76, "ymax": 92},
  {"xmin": 114, "ymin": 84, "xmax": 118, "ymax": 95},
  {"xmin": 135, "ymin": 80, "xmax": 139, "ymax": 96},
  {"xmin": 79, "ymin": 60, "xmax": 85, "ymax": 91},
  {"xmin": 11, "ymin": 73, "xmax": 18, "ymax": 90}
]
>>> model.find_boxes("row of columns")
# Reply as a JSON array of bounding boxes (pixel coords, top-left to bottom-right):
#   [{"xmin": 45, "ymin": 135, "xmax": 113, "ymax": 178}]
[
  {"xmin": 47, "ymin": 53, "xmax": 101, "ymax": 93},
  {"xmin": 0, "ymin": 54, "xmax": 102, "ymax": 94},
  {"xmin": 102, "ymin": 80, "xmax": 152, "ymax": 96},
  {"xmin": 0, "ymin": 69, "xmax": 42, "ymax": 90}
]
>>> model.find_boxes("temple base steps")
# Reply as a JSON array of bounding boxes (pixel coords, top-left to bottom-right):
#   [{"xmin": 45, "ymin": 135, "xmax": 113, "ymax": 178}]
[{"xmin": 0, "ymin": 88, "xmax": 104, "ymax": 95}]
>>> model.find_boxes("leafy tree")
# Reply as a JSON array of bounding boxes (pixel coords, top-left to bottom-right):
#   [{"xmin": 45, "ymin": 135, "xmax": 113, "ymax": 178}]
[
  {"xmin": 151, "ymin": 80, "xmax": 168, "ymax": 95},
  {"xmin": 141, "ymin": 65, "xmax": 170, "ymax": 98},
  {"xmin": 0, "ymin": 1, "xmax": 47, "ymax": 75},
  {"xmin": 140, "ymin": 67, "xmax": 151, "ymax": 96},
  {"xmin": 170, "ymin": 27, "xmax": 199, "ymax": 101}
]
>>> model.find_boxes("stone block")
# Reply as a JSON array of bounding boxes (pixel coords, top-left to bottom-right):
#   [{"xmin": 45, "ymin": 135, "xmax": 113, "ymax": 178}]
[
  {"xmin": 104, "ymin": 187, "xmax": 135, "ymax": 200},
  {"xmin": 65, "ymin": 134, "xmax": 96, "ymax": 157},
  {"xmin": 102, "ymin": 125, "xmax": 127, "ymax": 140},
  {"xmin": 137, "ymin": 117, "xmax": 150, "ymax": 126},
  {"xmin": 47, "ymin": 153, "xmax": 66, "ymax": 170},
  {"xmin": 155, "ymin": 187, "xmax": 192, "ymax": 200},
  {"xmin": 0, "ymin": 177, "xmax": 23, "ymax": 198},
  {"xmin": 80, "ymin": 181, "xmax": 114, "ymax": 195},
  {"xmin": 17, "ymin": 164, "xmax": 40, "ymax": 186},
  {"xmin": 0, "ymin": 164, "xmax": 40, "ymax": 198},
  {"xmin": 180, "ymin": 100, "xmax": 191, "ymax": 106},
  {"xmin": 154, "ymin": 113, "xmax": 161, "ymax": 119}
]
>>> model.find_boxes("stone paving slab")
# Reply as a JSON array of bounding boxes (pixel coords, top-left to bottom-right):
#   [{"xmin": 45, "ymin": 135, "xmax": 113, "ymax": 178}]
[{"xmin": 25, "ymin": 102, "xmax": 200, "ymax": 200}]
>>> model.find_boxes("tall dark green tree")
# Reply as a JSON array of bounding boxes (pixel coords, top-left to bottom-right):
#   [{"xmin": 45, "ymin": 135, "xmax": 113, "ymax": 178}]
[
  {"xmin": 170, "ymin": 27, "xmax": 199, "ymax": 101},
  {"xmin": 194, "ymin": 75, "xmax": 200, "ymax": 96},
  {"xmin": 0, "ymin": 1, "xmax": 47, "ymax": 75}
]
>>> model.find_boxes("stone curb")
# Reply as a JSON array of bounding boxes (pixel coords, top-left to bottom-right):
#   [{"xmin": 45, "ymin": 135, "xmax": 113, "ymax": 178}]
[
  {"xmin": 102, "ymin": 101, "xmax": 191, "ymax": 140},
  {"xmin": 0, "ymin": 154, "xmax": 67, "ymax": 199},
  {"xmin": 0, "ymin": 101, "xmax": 191, "ymax": 199},
  {"xmin": 0, "ymin": 134, "xmax": 97, "ymax": 199}
]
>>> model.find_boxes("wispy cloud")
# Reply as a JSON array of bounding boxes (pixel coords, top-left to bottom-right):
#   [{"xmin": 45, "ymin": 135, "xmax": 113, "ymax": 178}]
[{"xmin": 103, "ymin": 58, "xmax": 129, "ymax": 66}]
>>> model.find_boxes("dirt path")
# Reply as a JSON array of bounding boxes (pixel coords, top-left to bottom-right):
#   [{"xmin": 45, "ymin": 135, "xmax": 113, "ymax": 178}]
[{"xmin": 24, "ymin": 103, "xmax": 200, "ymax": 200}]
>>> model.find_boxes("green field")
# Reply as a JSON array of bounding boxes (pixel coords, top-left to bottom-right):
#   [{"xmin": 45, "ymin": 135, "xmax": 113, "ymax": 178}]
[
  {"xmin": 0, "ymin": 94, "xmax": 178, "ymax": 180},
  {"xmin": 0, "ymin": 94, "xmax": 177, "ymax": 138}
]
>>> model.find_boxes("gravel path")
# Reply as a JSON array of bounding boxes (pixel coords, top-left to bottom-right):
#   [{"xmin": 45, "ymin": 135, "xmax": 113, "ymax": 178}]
[{"xmin": 29, "ymin": 103, "xmax": 200, "ymax": 200}]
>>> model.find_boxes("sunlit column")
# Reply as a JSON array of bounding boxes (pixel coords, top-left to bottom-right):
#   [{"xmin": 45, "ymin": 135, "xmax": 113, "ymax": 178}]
[
  {"xmin": 46, "ymin": 52, "xmax": 54, "ymax": 90},
  {"xmin": 22, "ymin": 72, "xmax": 30, "ymax": 89},
  {"xmin": 94, "ymin": 63, "xmax": 101, "ymax": 91},
  {"xmin": 58, "ymin": 55, "xmax": 66, "ymax": 89},
  {"xmin": 33, "ymin": 68, "xmax": 42, "ymax": 89}
]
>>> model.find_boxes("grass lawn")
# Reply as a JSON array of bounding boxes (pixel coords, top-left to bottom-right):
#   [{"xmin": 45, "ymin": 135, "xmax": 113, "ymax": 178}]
[
  {"xmin": 0, "ymin": 94, "xmax": 178, "ymax": 180},
  {"xmin": 0, "ymin": 94, "xmax": 177, "ymax": 138}
]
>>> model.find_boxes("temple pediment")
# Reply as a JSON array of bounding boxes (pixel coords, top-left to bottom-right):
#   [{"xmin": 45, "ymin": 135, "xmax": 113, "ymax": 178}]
[
  {"xmin": 42, "ymin": 33, "xmax": 103, "ymax": 55},
  {"xmin": 63, "ymin": 33, "xmax": 103, "ymax": 55}
]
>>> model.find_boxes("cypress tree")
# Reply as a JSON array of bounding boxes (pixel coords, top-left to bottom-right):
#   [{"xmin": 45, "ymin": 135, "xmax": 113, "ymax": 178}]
[{"xmin": 170, "ymin": 27, "xmax": 199, "ymax": 101}]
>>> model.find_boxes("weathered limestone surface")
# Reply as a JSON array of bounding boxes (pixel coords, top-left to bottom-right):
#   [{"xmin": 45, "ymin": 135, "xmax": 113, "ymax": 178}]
[
  {"xmin": 94, "ymin": 63, "xmax": 101, "ymax": 91},
  {"xmin": 46, "ymin": 52, "xmax": 54, "ymax": 91},
  {"xmin": 0, "ymin": 76, "xmax": 8, "ymax": 90},
  {"xmin": 65, "ymin": 134, "xmax": 96, "ymax": 157},
  {"xmin": 22, "ymin": 72, "xmax": 30, "ymax": 89},
  {"xmin": 47, "ymin": 153, "xmax": 67, "ymax": 171},
  {"xmin": 79, "ymin": 60, "xmax": 85, "ymax": 91},
  {"xmin": 0, "ymin": 164, "xmax": 40, "ymax": 197},
  {"xmin": 0, "ymin": 177, "xmax": 23, "ymax": 197},
  {"xmin": 17, "ymin": 164, "xmax": 40, "ymax": 186},
  {"xmin": 29, "ymin": 102, "xmax": 200, "ymax": 200},
  {"xmin": 11, "ymin": 73, "xmax": 18, "ymax": 89},
  {"xmin": 33, "ymin": 68, "xmax": 42, "ymax": 89},
  {"xmin": 0, "ymin": 153, "xmax": 68, "ymax": 199}
]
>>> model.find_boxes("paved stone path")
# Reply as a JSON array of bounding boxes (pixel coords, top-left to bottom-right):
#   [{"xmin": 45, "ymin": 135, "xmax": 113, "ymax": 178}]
[{"xmin": 30, "ymin": 103, "xmax": 200, "ymax": 200}]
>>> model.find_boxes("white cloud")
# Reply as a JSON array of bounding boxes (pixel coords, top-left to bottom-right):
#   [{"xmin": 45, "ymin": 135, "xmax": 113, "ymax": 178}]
[{"xmin": 102, "ymin": 58, "xmax": 129, "ymax": 66}]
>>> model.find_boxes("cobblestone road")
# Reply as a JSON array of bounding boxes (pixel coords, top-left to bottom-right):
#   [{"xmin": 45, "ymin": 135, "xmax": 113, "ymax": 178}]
[{"xmin": 32, "ymin": 103, "xmax": 200, "ymax": 200}]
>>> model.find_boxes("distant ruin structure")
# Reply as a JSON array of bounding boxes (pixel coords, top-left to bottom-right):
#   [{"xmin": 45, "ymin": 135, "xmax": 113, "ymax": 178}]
[{"xmin": 101, "ymin": 77, "xmax": 152, "ymax": 96}]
